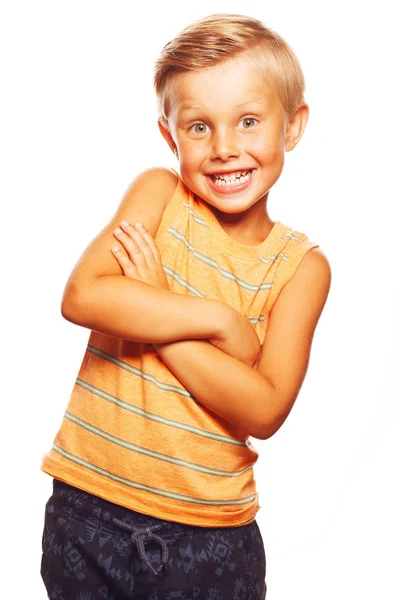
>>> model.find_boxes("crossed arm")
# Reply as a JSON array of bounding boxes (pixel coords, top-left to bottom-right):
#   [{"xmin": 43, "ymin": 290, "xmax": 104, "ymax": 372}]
[
  {"xmin": 61, "ymin": 168, "xmax": 331, "ymax": 440},
  {"xmin": 108, "ymin": 220, "xmax": 332, "ymax": 440},
  {"xmin": 152, "ymin": 339, "xmax": 277, "ymax": 439}
]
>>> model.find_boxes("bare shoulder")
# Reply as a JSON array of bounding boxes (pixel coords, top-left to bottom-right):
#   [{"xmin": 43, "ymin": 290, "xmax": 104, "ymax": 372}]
[
  {"xmin": 283, "ymin": 246, "xmax": 332, "ymax": 312},
  {"xmin": 126, "ymin": 167, "xmax": 179, "ymax": 210},
  {"xmin": 62, "ymin": 167, "xmax": 179, "ymax": 294},
  {"xmin": 295, "ymin": 246, "xmax": 332, "ymax": 281}
]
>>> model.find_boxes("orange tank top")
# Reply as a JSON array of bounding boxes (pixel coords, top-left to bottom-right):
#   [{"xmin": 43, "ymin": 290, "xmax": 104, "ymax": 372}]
[{"xmin": 41, "ymin": 176, "xmax": 319, "ymax": 527}]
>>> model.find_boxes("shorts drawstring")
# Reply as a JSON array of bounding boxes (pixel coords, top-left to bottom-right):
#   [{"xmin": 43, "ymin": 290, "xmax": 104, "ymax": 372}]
[{"xmin": 112, "ymin": 517, "xmax": 169, "ymax": 576}]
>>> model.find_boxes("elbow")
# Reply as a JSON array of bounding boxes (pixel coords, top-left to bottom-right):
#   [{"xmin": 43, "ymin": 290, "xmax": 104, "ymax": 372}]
[
  {"xmin": 251, "ymin": 384, "xmax": 297, "ymax": 440},
  {"xmin": 61, "ymin": 284, "xmax": 87, "ymax": 325},
  {"xmin": 61, "ymin": 297, "xmax": 78, "ymax": 324},
  {"xmin": 253, "ymin": 415, "xmax": 288, "ymax": 440},
  {"xmin": 255, "ymin": 419, "xmax": 286, "ymax": 440},
  {"xmin": 251, "ymin": 398, "xmax": 292, "ymax": 441}
]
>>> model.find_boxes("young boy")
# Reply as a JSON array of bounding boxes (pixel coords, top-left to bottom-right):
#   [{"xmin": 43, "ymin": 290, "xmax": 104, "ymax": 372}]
[{"xmin": 40, "ymin": 13, "xmax": 331, "ymax": 600}]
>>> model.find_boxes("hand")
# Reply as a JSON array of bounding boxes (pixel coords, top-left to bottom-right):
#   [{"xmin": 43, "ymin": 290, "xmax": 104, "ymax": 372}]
[
  {"xmin": 111, "ymin": 221, "xmax": 170, "ymax": 290},
  {"xmin": 209, "ymin": 308, "xmax": 261, "ymax": 368}
]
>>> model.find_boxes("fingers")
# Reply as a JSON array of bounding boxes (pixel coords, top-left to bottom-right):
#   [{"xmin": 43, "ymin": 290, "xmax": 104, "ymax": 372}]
[
  {"xmin": 111, "ymin": 220, "xmax": 168, "ymax": 289},
  {"xmin": 113, "ymin": 221, "xmax": 156, "ymax": 270},
  {"xmin": 132, "ymin": 222, "xmax": 163, "ymax": 264},
  {"xmin": 111, "ymin": 245, "xmax": 140, "ymax": 278}
]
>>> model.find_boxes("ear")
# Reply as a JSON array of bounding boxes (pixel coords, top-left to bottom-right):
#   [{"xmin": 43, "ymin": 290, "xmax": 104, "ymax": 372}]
[
  {"xmin": 285, "ymin": 104, "xmax": 309, "ymax": 152},
  {"xmin": 158, "ymin": 120, "xmax": 177, "ymax": 154}
]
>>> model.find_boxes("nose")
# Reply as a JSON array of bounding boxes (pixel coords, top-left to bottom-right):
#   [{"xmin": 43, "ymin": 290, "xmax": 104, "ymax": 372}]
[{"xmin": 210, "ymin": 127, "xmax": 240, "ymax": 161}]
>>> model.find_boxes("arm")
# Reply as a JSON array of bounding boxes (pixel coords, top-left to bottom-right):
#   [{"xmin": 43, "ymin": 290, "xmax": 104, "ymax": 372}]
[
  {"xmin": 153, "ymin": 248, "xmax": 332, "ymax": 439},
  {"xmin": 111, "ymin": 223, "xmax": 331, "ymax": 440},
  {"xmin": 60, "ymin": 167, "xmax": 227, "ymax": 343},
  {"xmin": 153, "ymin": 339, "xmax": 274, "ymax": 438},
  {"xmin": 65, "ymin": 276, "xmax": 229, "ymax": 344}
]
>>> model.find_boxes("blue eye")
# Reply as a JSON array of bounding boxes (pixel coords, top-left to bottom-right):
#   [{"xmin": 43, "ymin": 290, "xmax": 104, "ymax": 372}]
[
  {"xmin": 241, "ymin": 118, "xmax": 257, "ymax": 129},
  {"xmin": 191, "ymin": 123, "xmax": 208, "ymax": 134}
]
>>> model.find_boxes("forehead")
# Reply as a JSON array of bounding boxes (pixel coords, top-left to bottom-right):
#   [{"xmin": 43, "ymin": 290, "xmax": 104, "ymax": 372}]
[{"xmin": 167, "ymin": 52, "xmax": 282, "ymax": 116}]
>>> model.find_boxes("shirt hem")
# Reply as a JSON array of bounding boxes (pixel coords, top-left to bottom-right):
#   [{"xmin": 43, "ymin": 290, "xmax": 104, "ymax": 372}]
[{"xmin": 41, "ymin": 453, "xmax": 259, "ymax": 529}]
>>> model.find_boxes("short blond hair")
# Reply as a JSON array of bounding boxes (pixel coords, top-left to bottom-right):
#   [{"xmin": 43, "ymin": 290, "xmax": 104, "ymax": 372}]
[{"xmin": 154, "ymin": 13, "xmax": 306, "ymax": 126}]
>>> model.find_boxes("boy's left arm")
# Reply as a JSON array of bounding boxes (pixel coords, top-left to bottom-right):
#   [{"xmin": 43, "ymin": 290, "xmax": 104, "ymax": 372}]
[
  {"xmin": 112, "ymin": 222, "xmax": 331, "ymax": 440},
  {"xmin": 154, "ymin": 248, "xmax": 331, "ymax": 439}
]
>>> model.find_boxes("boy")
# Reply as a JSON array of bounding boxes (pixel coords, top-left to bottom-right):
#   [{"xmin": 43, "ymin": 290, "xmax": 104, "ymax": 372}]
[{"xmin": 41, "ymin": 13, "xmax": 331, "ymax": 599}]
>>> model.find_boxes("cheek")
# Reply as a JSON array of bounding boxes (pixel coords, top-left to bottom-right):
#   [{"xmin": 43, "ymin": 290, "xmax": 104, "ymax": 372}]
[
  {"xmin": 255, "ymin": 138, "xmax": 285, "ymax": 164},
  {"xmin": 179, "ymin": 142, "xmax": 205, "ymax": 172},
  {"xmin": 252, "ymin": 123, "xmax": 287, "ymax": 158}
]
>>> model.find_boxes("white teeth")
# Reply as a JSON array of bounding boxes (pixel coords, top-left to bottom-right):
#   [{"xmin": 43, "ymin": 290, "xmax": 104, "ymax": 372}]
[{"xmin": 212, "ymin": 170, "xmax": 252, "ymax": 186}]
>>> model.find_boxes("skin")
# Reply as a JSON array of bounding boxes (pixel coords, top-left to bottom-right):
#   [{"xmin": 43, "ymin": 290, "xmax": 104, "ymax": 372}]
[
  {"xmin": 158, "ymin": 50, "xmax": 309, "ymax": 245},
  {"xmin": 109, "ymin": 51, "xmax": 331, "ymax": 439}
]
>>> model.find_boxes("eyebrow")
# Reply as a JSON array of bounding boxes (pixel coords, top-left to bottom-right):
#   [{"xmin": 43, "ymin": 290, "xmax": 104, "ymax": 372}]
[
  {"xmin": 178, "ymin": 104, "xmax": 203, "ymax": 113},
  {"xmin": 178, "ymin": 98, "xmax": 265, "ymax": 114},
  {"xmin": 236, "ymin": 97, "xmax": 265, "ymax": 107}
]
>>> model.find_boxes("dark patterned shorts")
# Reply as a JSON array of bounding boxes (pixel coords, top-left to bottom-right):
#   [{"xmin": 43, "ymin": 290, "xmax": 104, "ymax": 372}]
[{"xmin": 41, "ymin": 479, "xmax": 267, "ymax": 599}]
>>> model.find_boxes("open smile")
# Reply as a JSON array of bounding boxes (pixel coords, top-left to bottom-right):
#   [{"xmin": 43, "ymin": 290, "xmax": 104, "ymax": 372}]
[{"xmin": 205, "ymin": 169, "xmax": 255, "ymax": 193}]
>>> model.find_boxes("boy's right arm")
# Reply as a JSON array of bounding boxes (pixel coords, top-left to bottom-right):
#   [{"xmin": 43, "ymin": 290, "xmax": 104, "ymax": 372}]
[{"xmin": 61, "ymin": 168, "xmax": 230, "ymax": 343}]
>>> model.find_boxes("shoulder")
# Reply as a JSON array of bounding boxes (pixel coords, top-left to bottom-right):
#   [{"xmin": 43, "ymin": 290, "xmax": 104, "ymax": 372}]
[
  {"xmin": 290, "ymin": 246, "xmax": 332, "ymax": 294},
  {"xmin": 127, "ymin": 167, "xmax": 179, "ymax": 209},
  {"xmin": 270, "ymin": 222, "xmax": 332, "ymax": 302},
  {"xmin": 278, "ymin": 246, "xmax": 332, "ymax": 326}
]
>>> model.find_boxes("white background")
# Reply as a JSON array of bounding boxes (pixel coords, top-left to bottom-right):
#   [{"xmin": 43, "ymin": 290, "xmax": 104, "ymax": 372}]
[{"xmin": 1, "ymin": 1, "xmax": 399, "ymax": 598}]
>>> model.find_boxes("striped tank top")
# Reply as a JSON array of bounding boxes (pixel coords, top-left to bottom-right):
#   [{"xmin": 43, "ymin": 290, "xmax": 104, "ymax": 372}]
[{"xmin": 41, "ymin": 175, "xmax": 319, "ymax": 527}]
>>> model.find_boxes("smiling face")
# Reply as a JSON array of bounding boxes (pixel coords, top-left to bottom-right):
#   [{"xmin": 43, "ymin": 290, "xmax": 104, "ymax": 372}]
[{"xmin": 160, "ymin": 50, "xmax": 306, "ymax": 219}]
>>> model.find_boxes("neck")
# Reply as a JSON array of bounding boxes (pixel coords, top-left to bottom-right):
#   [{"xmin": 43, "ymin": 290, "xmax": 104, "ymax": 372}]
[{"xmin": 208, "ymin": 195, "xmax": 274, "ymax": 245}]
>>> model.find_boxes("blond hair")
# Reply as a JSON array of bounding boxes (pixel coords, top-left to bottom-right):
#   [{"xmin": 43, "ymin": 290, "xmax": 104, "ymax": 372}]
[{"xmin": 154, "ymin": 13, "xmax": 306, "ymax": 126}]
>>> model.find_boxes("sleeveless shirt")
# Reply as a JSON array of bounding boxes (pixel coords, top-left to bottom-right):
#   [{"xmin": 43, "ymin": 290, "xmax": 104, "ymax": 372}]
[{"xmin": 41, "ymin": 175, "xmax": 319, "ymax": 527}]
